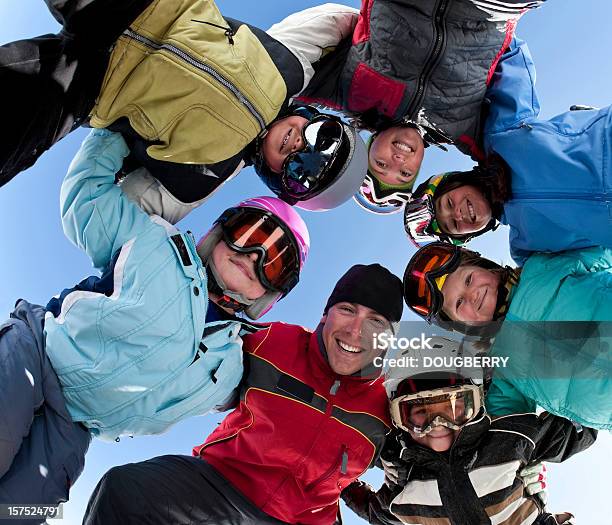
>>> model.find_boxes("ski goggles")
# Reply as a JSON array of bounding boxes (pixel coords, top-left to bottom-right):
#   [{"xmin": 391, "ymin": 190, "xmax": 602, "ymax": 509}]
[
  {"xmin": 356, "ymin": 174, "xmax": 412, "ymax": 215},
  {"xmin": 281, "ymin": 110, "xmax": 346, "ymax": 200},
  {"xmin": 218, "ymin": 208, "xmax": 301, "ymax": 294},
  {"xmin": 390, "ymin": 384, "xmax": 482, "ymax": 437},
  {"xmin": 404, "ymin": 194, "xmax": 440, "ymax": 245},
  {"xmin": 403, "ymin": 242, "xmax": 461, "ymax": 321}
]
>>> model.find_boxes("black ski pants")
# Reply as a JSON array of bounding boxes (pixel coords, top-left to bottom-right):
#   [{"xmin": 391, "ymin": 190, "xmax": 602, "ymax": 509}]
[
  {"xmin": 0, "ymin": 0, "xmax": 152, "ymax": 187},
  {"xmin": 83, "ymin": 455, "xmax": 288, "ymax": 525}
]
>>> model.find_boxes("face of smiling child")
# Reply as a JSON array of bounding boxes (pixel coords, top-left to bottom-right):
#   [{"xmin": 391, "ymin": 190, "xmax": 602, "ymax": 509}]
[
  {"xmin": 406, "ymin": 398, "xmax": 464, "ymax": 452},
  {"xmin": 441, "ymin": 265, "xmax": 500, "ymax": 323},
  {"xmin": 261, "ymin": 116, "xmax": 310, "ymax": 173},
  {"xmin": 434, "ymin": 185, "xmax": 492, "ymax": 236},
  {"xmin": 368, "ymin": 126, "xmax": 425, "ymax": 186}
]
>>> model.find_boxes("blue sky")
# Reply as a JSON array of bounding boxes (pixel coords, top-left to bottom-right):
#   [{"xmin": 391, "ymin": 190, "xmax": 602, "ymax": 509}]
[{"xmin": 0, "ymin": 1, "xmax": 610, "ymax": 523}]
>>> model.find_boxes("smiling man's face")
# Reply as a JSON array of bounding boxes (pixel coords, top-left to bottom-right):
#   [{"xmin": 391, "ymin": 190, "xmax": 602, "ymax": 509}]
[
  {"xmin": 211, "ymin": 241, "xmax": 266, "ymax": 300},
  {"xmin": 261, "ymin": 115, "xmax": 309, "ymax": 173},
  {"xmin": 321, "ymin": 302, "xmax": 391, "ymax": 376}
]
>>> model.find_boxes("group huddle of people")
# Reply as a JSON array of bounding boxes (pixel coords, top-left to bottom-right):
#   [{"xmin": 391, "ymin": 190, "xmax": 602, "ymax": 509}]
[{"xmin": 0, "ymin": 0, "xmax": 609, "ymax": 524}]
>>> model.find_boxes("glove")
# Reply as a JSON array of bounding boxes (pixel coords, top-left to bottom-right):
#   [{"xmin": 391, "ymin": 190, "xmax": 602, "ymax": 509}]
[
  {"xmin": 519, "ymin": 462, "xmax": 547, "ymax": 506},
  {"xmin": 554, "ymin": 512, "xmax": 575, "ymax": 524},
  {"xmin": 379, "ymin": 433, "xmax": 412, "ymax": 488},
  {"xmin": 340, "ymin": 481, "xmax": 374, "ymax": 521},
  {"xmin": 380, "ymin": 455, "xmax": 411, "ymax": 488}
]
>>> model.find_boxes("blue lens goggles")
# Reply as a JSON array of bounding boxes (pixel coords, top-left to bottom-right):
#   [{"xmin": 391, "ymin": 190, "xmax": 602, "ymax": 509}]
[{"xmin": 280, "ymin": 114, "xmax": 345, "ymax": 199}]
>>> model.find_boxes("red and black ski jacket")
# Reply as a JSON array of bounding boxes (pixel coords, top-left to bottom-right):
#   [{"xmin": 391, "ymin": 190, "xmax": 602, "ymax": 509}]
[{"xmin": 193, "ymin": 322, "xmax": 391, "ymax": 525}]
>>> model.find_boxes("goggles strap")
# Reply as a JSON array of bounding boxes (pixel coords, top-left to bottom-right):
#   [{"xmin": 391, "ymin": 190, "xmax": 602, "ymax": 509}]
[
  {"xmin": 493, "ymin": 267, "xmax": 521, "ymax": 320},
  {"xmin": 216, "ymin": 294, "xmax": 245, "ymax": 312},
  {"xmin": 434, "ymin": 273, "xmax": 448, "ymax": 291}
]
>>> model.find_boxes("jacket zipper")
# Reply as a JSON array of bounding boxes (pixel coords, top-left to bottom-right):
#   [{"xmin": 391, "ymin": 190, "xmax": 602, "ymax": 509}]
[
  {"xmin": 302, "ymin": 379, "xmax": 347, "ymax": 491},
  {"xmin": 325, "ymin": 379, "xmax": 341, "ymax": 416},
  {"xmin": 511, "ymin": 191, "xmax": 610, "ymax": 201},
  {"xmin": 405, "ymin": 0, "xmax": 450, "ymax": 119},
  {"xmin": 305, "ymin": 444, "xmax": 348, "ymax": 491},
  {"xmin": 123, "ymin": 28, "xmax": 266, "ymax": 130},
  {"xmin": 191, "ymin": 19, "xmax": 235, "ymax": 45}
]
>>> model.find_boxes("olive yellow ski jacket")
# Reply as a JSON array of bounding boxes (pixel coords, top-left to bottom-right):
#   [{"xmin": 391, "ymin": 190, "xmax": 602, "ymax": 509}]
[{"xmin": 90, "ymin": 0, "xmax": 294, "ymax": 166}]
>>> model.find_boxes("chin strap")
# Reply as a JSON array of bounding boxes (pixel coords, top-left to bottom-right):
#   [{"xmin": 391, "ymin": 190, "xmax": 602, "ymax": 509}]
[
  {"xmin": 206, "ymin": 262, "xmax": 256, "ymax": 313},
  {"xmin": 493, "ymin": 267, "xmax": 521, "ymax": 321},
  {"xmin": 215, "ymin": 294, "xmax": 245, "ymax": 312}
]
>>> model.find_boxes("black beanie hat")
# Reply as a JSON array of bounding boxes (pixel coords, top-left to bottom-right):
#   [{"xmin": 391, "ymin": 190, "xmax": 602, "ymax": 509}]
[{"xmin": 324, "ymin": 264, "xmax": 403, "ymax": 325}]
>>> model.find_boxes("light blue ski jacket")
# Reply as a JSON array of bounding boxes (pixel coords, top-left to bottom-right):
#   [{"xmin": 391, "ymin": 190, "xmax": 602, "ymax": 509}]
[
  {"xmin": 484, "ymin": 38, "xmax": 612, "ymax": 266},
  {"xmin": 486, "ymin": 247, "xmax": 612, "ymax": 430},
  {"xmin": 44, "ymin": 129, "xmax": 246, "ymax": 440}
]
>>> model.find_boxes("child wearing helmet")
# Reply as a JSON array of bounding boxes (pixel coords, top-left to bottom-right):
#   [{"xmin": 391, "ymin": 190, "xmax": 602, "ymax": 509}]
[
  {"xmin": 340, "ymin": 339, "xmax": 595, "ymax": 525},
  {"xmin": 404, "ymin": 39, "xmax": 612, "ymax": 264},
  {"xmin": 0, "ymin": 130, "xmax": 310, "ymax": 511},
  {"xmin": 403, "ymin": 242, "xmax": 612, "ymax": 430},
  {"xmin": 404, "ymin": 160, "xmax": 509, "ymax": 246},
  {"xmin": 0, "ymin": 0, "xmax": 367, "ymax": 213},
  {"xmin": 286, "ymin": 1, "xmax": 545, "ymax": 214}
]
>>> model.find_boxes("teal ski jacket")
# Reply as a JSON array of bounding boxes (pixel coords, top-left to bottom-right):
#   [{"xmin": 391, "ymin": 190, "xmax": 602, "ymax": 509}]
[
  {"xmin": 44, "ymin": 129, "xmax": 246, "ymax": 440},
  {"xmin": 486, "ymin": 247, "xmax": 612, "ymax": 430}
]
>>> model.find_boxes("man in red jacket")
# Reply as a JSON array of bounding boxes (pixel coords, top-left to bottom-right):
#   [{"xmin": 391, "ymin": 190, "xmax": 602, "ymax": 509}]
[{"xmin": 83, "ymin": 264, "xmax": 403, "ymax": 525}]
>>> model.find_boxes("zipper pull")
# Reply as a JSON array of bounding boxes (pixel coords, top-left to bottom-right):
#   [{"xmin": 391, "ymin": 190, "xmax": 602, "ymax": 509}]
[
  {"xmin": 329, "ymin": 379, "xmax": 340, "ymax": 395},
  {"xmin": 340, "ymin": 447, "xmax": 348, "ymax": 475},
  {"xmin": 191, "ymin": 19, "xmax": 235, "ymax": 45}
]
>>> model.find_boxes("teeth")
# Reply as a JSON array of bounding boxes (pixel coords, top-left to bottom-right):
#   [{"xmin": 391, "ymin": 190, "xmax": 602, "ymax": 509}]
[
  {"xmin": 338, "ymin": 340, "xmax": 361, "ymax": 353},
  {"xmin": 393, "ymin": 141, "xmax": 411, "ymax": 152},
  {"xmin": 467, "ymin": 202, "xmax": 475, "ymax": 222}
]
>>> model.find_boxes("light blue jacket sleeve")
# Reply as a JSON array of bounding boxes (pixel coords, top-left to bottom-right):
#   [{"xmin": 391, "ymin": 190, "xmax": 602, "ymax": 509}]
[
  {"xmin": 60, "ymin": 129, "xmax": 154, "ymax": 271},
  {"xmin": 484, "ymin": 37, "xmax": 541, "ymax": 136}
]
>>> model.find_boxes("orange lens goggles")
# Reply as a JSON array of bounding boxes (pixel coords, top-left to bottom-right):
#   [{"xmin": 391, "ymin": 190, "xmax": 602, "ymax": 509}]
[
  {"xmin": 403, "ymin": 243, "xmax": 460, "ymax": 320},
  {"xmin": 220, "ymin": 209, "xmax": 300, "ymax": 293}
]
